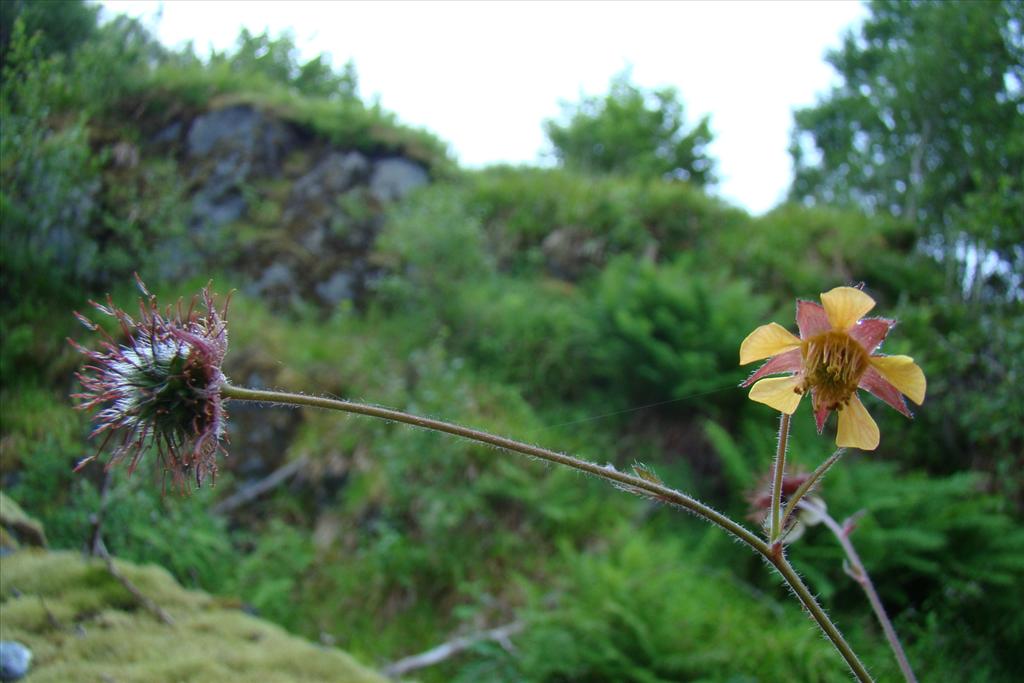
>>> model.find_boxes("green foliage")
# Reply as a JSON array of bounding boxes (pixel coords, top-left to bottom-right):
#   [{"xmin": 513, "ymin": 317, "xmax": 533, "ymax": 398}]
[
  {"xmin": 374, "ymin": 186, "xmax": 493, "ymax": 314},
  {"xmin": 715, "ymin": 203, "xmax": 922, "ymax": 303},
  {"xmin": 223, "ymin": 520, "xmax": 316, "ymax": 628},
  {"xmin": 67, "ymin": 14, "xmax": 175, "ymax": 112},
  {"xmin": 545, "ymin": 68, "xmax": 715, "ymax": 185},
  {"xmin": 1, "ymin": 388, "xmax": 87, "ymax": 543},
  {"xmin": 0, "ymin": 18, "xmax": 188, "ymax": 315},
  {"xmin": 138, "ymin": 58, "xmax": 451, "ymax": 170},
  {"xmin": 795, "ymin": 462, "xmax": 1024, "ymax": 601},
  {"xmin": 452, "ymin": 277, "xmax": 600, "ymax": 400},
  {"xmin": 590, "ymin": 255, "xmax": 770, "ymax": 412},
  {"xmin": 790, "ymin": 0, "xmax": 1024, "ymax": 293},
  {"xmin": 0, "ymin": 0, "xmax": 99, "ymax": 70},
  {"xmin": 0, "ymin": 21, "xmax": 102, "ymax": 295},
  {"xmin": 94, "ymin": 157, "xmax": 191, "ymax": 280},
  {"xmin": 702, "ymin": 416, "xmax": 1024, "ymax": 681},
  {"xmin": 88, "ymin": 476, "xmax": 236, "ymax": 591},
  {"xmin": 4, "ymin": 389, "xmax": 237, "ymax": 593},
  {"xmin": 459, "ymin": 534, "xmax": 848, "ymax": 683},
  {"xmin": 892, "ymin": 296, "xmax": 1024, "ymax": 498},
  {"xmin": 703, "ymin": 420, "xmax": 758, "ymax": 494},
  {"xmin": 465, "ymin": 166, "xmax": 748, "ymax": 277},
  {"xmin": 791, "ymin": 460, "xmax": 1024, "ymax": 681},
  {"xmin": 375, "ymin": 181, "xmax": 772, "ymax": 408},
  {"xmin": 1, "ymin": 6, "xmax": 165, "ymax": 114},
  {"xmin": 213, "ymin": 290, "xmax": 632, "ymax": 660},
  {"xmin": 213, "ymin": 28, "xmax": 358, "ymax": 101},
  {"xmin": 2, "ymin": 5, "xmax": 1022, "ymax": 680},
  {"xmin": 375, "ymin": 184, "xmax": 601, "ymax": 400}
]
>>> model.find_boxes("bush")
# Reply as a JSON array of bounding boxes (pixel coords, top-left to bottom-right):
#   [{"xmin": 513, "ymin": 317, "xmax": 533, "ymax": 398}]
[
  {"xmin": 0, "ymin": 0, "xmax": 98, "ymax": 68},
  {"xmin": 466, "ymin": 167, "xmax": 749, "ymax": 277},
  {"xmin": 790, "ymin": 459, "xmax": 1024, "ymax": 681},
  {"xmin": 590, "ymin": 255, "xmax": 771, "ymax": 415},
  {"xmin": 0, "ymin": 23, "xmax": 103, "ymax": 300},
  {"xmin": 374, "ymin": 186, "xmax": 493, "ymax": 316},
  {"xmin": 713, "ymin": 203, "xmax": 921, "ymax": 303},
  {"xmin": 451, "ymin": 277, "xmax": 600, "ymax": 401},
  {"xmin": 0, "ymin": 19, "xmax": 190, "ymax": 312}
]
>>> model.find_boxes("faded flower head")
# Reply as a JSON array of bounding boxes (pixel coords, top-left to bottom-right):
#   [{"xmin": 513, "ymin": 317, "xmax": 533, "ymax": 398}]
[
  {"xmin": 747, "ymin": 469, "xmax": 825, "ymax": 543},
  {"xmin": 70, "ymin": 277, "xmax": 230, "ymax": 490},
  {"xmin": 739, "ymin": 286, "xmax": 926, "ymax": 450}
]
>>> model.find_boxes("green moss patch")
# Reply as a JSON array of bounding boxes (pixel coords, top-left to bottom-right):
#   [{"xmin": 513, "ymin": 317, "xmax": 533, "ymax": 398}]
[
  {"xmin": 0, "ymin": 493, "xmax": 48, "ymax": 548},
  {"xmin": 0, "ymin": 550, "xmax": 386, "ymax": 683}
]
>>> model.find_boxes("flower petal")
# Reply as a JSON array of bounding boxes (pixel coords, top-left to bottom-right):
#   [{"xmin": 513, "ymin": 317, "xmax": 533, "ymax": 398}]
[
  {"xmin": 739, "ymin": 323, "xmax": 801, "ymax": 365},
  {"xmin": 849, "ymin": 317, "xmax": 895, "ymax": 354},
  {"xmin": 836, "ymin": 393, "xmax": 880, "ymax": 450},
  {"xmin": 748, "ymin": 376, "xmax": 803, "ymax": 414},
  {"xmin": 741, "ymin": 348, "xmax": 802, "ymax": 387},
  {"xmin": 781, "ymin": 520, "xmax": 806, "ymax": 544},
  {"xmin": 821, "ymin": 286, "xmax": 876, "ymax": 331},
  {"xmin": 810, "ymin": 390, "xmax": 831, "ymax": 433},
  {"xmin": 870, "ymin": 355, "xmax": 926, "ymax": 405},
  {"xmin": 798, "ymin": 496, "xmax": 827, "ymax": 526},
  {"xmin": 858, "ymin": 365, "xmax": 911, "ymax": 417},
  {"xmin": 796, "ymin": 300, "xmax": 831, "ymax": 339}
]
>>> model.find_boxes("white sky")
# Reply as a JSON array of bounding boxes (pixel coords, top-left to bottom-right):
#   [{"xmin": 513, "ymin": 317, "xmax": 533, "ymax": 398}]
[{"xmin": 101, "ymin": 0, "xmax": 867, "ymax": 215}]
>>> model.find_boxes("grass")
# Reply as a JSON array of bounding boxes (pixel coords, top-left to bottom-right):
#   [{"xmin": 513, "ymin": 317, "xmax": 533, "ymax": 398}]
[{"xmin": 132, "ymin": 62, "xmax": 454, "ymax": 174}]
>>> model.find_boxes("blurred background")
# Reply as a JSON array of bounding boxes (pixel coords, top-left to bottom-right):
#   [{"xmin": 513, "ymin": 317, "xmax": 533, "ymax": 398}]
[{"xmin": 0, "ymin": 1, "xmax": 1021, "ymax": 681}]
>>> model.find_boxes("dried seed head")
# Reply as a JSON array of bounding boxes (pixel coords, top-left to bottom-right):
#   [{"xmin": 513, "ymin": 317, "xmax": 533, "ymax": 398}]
[{"xmin": 70, "ymin": 278, "xmax": 230, "ymax": 492}]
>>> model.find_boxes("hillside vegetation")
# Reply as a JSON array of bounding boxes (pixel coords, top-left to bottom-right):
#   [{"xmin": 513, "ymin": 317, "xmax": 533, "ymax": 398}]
[{"xmin": 1, "ymin": 2, "xmax": 1021, "ymax": 681}]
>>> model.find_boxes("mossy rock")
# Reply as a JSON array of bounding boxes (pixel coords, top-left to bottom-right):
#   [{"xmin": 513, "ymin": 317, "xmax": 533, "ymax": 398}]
[
  {"xmin": 0, "ymin": 492, "xmax": 47, "ymax": 548},
  {"xmin": 0, "ymin": 550, "xmax": 387, "ymax": 683}
]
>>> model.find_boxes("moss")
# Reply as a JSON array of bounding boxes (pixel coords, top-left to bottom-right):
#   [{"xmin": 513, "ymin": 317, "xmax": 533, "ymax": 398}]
[
  {"xmin": 281, "ymin": 150, "xmax": 315, "ymax": 178},
  {"xmin": 0, "ymin": 550, "xmax": 387, "ymax": 683},
  {"xmin": 0, "ymin": 492, "xmax": 47, "ymax": 547}
]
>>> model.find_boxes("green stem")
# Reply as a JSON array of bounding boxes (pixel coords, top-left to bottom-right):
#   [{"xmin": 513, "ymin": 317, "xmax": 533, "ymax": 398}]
[
  {"xmin": 801, "ymin": 500, "xmax": 917, "ymax": 683},
  {"xmin": 221, "ymin": 383, "xmax": 759, "ymax": 549},
  {"xmin": 770, "ymin": 413, "xmax": 791, "ymax": 543},
  {"xmin": 770, "ymin": 551, "xmax": 874, "ymax": 683},
  {"xmin": 779, "ymin": 447, "xmax": 846, "ymax": 533},
  {"xmin": 219, "ymin": 383, "xmax": 872, "ymax": 682}
]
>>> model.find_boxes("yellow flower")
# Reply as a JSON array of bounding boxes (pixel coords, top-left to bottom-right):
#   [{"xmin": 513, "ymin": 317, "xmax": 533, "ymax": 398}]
[{"xmin": 739, "ymin": 286, "xmax": 926, "ymax": 450}]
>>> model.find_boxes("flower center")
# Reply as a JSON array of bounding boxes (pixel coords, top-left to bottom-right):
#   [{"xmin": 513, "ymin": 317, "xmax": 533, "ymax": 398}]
[{"xmin": 800, "ymin": 331, "xmax": 869, "ymax": 409}]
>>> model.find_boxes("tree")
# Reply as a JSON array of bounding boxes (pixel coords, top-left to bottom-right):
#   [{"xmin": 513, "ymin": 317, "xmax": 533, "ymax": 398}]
[
  {"xmin": 790, "ymin": 0, "xmax": 1023, "ymax": 299},
  {"xmin": 544, "ymin": 69, "xmax": 715, "ymax": 186},
  {"xmin": 788, "ymin": 1, "xmax": 1024, "ymax": 490}
]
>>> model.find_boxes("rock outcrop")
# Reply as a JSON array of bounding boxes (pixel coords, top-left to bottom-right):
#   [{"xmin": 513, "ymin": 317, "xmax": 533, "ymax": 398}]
[{"xmin": 152, "ymin": 103, "xmax": 431, "ymax": 310}]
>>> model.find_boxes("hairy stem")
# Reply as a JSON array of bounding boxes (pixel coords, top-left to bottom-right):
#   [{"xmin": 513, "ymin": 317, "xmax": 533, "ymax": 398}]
[
  {"xmin": 770, "ymin": 551, "xmax": 873, "ymax": 682},
  {"xmin": 220, "ymin": 383, "xmax": 872, "ymax": 682},
  {"xmin": 770, "ymin": 413, "xmax": 791, "ymax": 542},
  {"xmin": 800, "ymin": 500, "xmax": 917, "ymax": 683},
  {"xmin": 780, "ymin": 447, "xmax": 846, "ymax": 532},
  {"xmin": 221, "ymin": 384, "xmax": 761, "ymax": 549}
]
